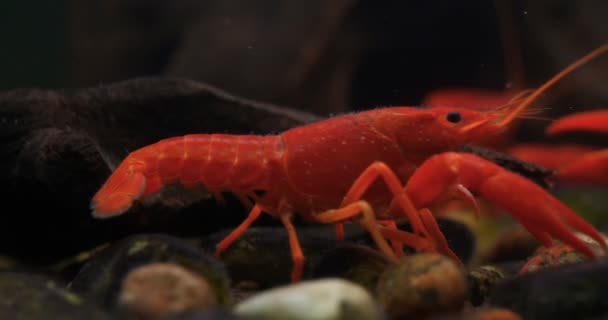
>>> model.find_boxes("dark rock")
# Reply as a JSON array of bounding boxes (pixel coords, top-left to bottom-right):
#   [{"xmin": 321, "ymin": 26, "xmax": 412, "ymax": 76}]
[
  {"xmin": 0, "ymin": 271, "xmax": 113, "ymax": 320},
  {"xmin": 490, "ymin": 260, "xmax": 527, "ymax": 277},
  {"xmin": 69, "ymin": 233, "xmax": 231, "ymax": 310},
  {"xmin": 479, "ymin": 225, "xmax": 540, "ymax": 264},
  {"xmin": 201, "ymin": 215, "xmax": 475, "ymax": 288},
  {"xmin": 488, "ymin": 257, "xmax": 608, "ymax": 319},
  {"xmin": 311, "ymin": 243, "xmax": 391, "ymax": 293},
  {"xmin": 467, "ymin": 265, "xmax": 507, "ymax": 306},
  {"xmin": 201, "ymin": 225, "xmax": 340, "ymax": 287}
]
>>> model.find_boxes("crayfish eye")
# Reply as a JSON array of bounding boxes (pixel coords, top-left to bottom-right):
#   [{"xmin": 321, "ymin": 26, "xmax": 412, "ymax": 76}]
[{"xmin": 446, "ymin": 111, "xmax": 462, "ymax": 123}]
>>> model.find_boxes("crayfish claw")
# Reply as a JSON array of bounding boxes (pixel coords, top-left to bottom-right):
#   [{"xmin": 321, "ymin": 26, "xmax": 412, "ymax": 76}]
[{"xmin": 450, "ymin": 184, "xmax": 481, "ymax": 219}]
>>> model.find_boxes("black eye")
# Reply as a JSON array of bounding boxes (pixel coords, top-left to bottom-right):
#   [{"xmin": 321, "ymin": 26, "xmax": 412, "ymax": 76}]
[{"xmin": 446, "ymin": 111, "xmax": 462, "ymax": 123}]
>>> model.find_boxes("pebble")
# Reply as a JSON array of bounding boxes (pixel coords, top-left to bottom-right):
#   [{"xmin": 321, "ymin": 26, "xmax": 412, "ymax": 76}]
[
  {"xmin": 311, "ymin": 243, "xmax": 390, "ymax": 293},
  {"xmin": 518, "ymin": 244, "xmax": 587, "ymax": 274},
  {"xmin": 234, "ymin": 278, "xmax": 382, "ymax": 320},
  {"xmin": 69, "ymin": 233, "xmax": 231, "ymax": 309},
  {"xmin": 119, "ymin": 262, "xmax": 217, "ymax": 319},
  {"xmin": 375, "ymin": 253, "xmax": 467, "ymax": 319},
  {"xmin": 160, "ymin": 308, "xmax": 244, "ymax": 319},
  {"xmin": 518, "ymin": 230, "xmax": 608, "ymax": 274}
]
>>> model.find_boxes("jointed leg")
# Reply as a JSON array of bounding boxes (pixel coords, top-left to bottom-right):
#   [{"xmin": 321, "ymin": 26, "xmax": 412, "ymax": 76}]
[
  {"xmin": 315, "ymin": 201, "xmax": 397, "ymax": 261},
  {"xmin": 280, "ymin": 214, "xmax": 305, "ymax": 282},
  {"xmin": 378, "ymin": 220, "xmax": 405, "ymax": 257},
  {"xmin": 419, "ymin": 208, "xmax": 461, "ymax": 264},
  {"xmin": 340, "ymin": 162, "xmax": 430, "ymax": 238},
  {"xmin": 378, "ymin": 226, "xmax": 433, "ymax": 253},
  {"xmin": 215, "ymin": 204, "xmax": 263, "ymax": 256},
  {"xmin": 314, "ymin": 200, "xmax": 430, "ymax": 262},
  {"xmin": 214, "ymin": 203, "xmax": 307, "ymax": 283}
]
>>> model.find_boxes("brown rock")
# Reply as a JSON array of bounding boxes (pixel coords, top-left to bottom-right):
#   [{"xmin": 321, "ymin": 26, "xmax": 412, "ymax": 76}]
[
  {"xmin": 119, "ymin": 262, "xmax": 217, "ymax": 319},
  {"xmin": 376, "ymin": 253, "xmax": 467, "ymax": 319}
]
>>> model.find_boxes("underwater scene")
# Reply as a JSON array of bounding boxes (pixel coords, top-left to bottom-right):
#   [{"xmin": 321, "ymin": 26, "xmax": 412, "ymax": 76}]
[{"xmin": 0, "ymin": 1, "xmax": 607, "ymax": 319}]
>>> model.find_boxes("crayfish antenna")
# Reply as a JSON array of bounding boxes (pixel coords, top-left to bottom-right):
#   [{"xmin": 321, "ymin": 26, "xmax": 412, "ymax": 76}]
[{"xmin": 496, "ymin": 43, "xmax": 608, "ymax": 128}]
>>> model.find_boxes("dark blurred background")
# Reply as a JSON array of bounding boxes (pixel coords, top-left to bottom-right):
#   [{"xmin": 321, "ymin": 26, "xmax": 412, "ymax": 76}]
[{"xmin": 0, "ymin": 0, "xmax": 606, "ymax": 115}]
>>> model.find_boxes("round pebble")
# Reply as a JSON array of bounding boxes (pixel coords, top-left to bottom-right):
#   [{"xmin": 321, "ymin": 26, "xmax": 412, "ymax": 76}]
[
  {"xmin": 234, "ymin": 278, "xmax": 382, "ymax": 320},
  {"xmin": 119, "ymin": 262, "xmax": 217, "ymax": 319},
  {"xmin": 376, "ymin": 253, "xmax": 467, "ymax": 318}
]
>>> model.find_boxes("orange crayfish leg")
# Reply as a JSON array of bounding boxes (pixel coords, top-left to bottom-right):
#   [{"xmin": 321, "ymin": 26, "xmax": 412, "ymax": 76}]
[
  {"xmin": 314, "ymin": 201, "xmax": 398, "ymax": 262},
  {"xmin": 378, "ymin": 220, "xmax": 405, "ymax": 257},
  {"xmin": 340, "ymin": 161, "xmax": 430, "ymax": 239},
  {"xmin": 419, "ymin": 208, "xmax": 462, "ymax": 264},
  {"xmin": 280, "ymin": 213, "xmax": 305, "ymax": 283},
  {"xmin": 215, "ymin": 204, "xmax": 263, "ymax": 256},
  {"xmin": 378, "ymin": 225, "xmax": 434, "ymax": 255},
  {"xmin": 216, "ymin": 202, "xmax": 307, "ymax": 283}
]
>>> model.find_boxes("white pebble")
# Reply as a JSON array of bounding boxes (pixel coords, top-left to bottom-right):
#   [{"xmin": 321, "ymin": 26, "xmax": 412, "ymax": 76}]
[{"xmin": 234, "ymin": 278, "xmax": 381, "ymax": 320}]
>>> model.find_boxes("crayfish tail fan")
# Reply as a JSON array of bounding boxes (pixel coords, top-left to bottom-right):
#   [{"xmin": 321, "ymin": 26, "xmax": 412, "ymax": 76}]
[{"xmin": 90, "ymin": 168, "xmax": 147, "ymax": 218}]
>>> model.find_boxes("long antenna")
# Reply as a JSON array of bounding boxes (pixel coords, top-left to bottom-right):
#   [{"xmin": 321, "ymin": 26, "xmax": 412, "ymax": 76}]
[{"xmin": 496, "ymin": 43, "xmax": 608, "ymax": 128}]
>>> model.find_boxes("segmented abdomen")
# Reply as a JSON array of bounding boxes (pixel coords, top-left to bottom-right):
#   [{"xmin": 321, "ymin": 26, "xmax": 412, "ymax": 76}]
[{"xmin": 137, "ymin": 133, "xmax": 280, "ymax": 194}]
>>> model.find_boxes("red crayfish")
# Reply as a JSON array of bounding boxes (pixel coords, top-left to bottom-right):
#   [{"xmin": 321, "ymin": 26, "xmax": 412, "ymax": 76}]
[{"xmin": 91, "ymin": 44, "xmax": 608, "ymax": 282}]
